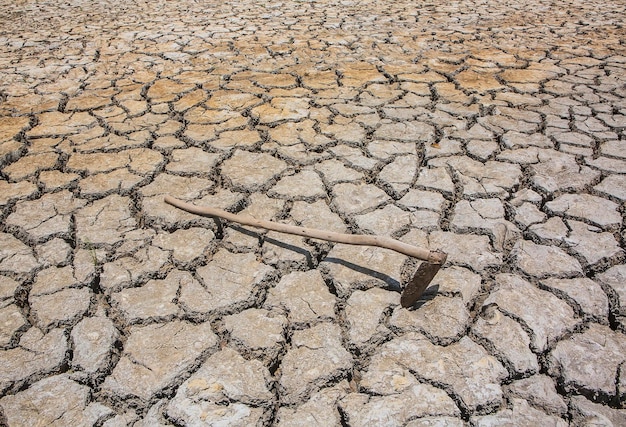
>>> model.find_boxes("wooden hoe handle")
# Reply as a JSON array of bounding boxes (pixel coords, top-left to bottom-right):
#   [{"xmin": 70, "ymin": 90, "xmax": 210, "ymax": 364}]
[{"xmin": 164, "ymin": 196, "xmax": 447, "ymax": 265}]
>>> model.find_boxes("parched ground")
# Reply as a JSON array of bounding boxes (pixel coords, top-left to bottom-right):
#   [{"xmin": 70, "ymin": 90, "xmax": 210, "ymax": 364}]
[{"xmin": 1, "ymin": 0, "xmax": 626, "ymax": 424}]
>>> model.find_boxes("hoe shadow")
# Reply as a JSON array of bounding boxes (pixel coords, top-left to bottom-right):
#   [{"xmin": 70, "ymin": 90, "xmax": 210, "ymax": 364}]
[
  {"xmin": 229, "ymin": 225, "xmax": 439, "ymax": 308},
  {"xmin": 230, "ymin": 225, "xmax": 314, "ymax": 264},
  {"xmin": 319, "ymin": 257, "xmax": 440, "ymax": 309},
  {"xmin": 263, "ymin": 236, "xmax": 315, "ymax": 264},
  {"xmin": 322, "ymin": 256, "xmax": 402, "ymax": 293},
  {"xmin": 228, "ymin": 224, "xmax": 263, "ymax": 239}
]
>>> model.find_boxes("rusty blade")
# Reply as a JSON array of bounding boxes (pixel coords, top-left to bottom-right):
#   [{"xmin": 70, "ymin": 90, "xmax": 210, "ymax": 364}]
[{"xmin": 400, "ymin": 261, "xmax": 444, "ymax": 308}]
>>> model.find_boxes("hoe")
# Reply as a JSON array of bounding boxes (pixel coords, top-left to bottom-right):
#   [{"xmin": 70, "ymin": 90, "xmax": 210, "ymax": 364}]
[{"xmin": 165, "ymin": 196, "xmax": 447, "ymax": 308}]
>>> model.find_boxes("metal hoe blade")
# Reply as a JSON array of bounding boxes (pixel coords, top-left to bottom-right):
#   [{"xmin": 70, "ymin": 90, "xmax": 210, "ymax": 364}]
[{"xmin": 400, "ymin": 252, "xmax": 447, "ymax": 308}]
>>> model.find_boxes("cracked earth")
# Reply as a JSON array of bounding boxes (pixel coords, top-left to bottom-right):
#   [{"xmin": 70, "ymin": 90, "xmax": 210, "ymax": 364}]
[{"xmin": 1, "ymin": 0, "xmax": 626, "ymax": 425}]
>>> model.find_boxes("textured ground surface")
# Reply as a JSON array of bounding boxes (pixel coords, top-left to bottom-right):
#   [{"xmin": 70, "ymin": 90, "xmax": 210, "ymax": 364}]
[{"xmin": 1, "ymin": 0, "xmax": 626, "ymax": 425}]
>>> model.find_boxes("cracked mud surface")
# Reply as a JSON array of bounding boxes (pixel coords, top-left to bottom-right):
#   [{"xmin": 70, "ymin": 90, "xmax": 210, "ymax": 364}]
[{"xmin": 1, "ymin": 0, "xmax": 626, "ymax": 424}]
